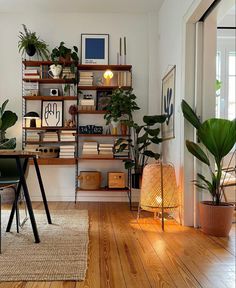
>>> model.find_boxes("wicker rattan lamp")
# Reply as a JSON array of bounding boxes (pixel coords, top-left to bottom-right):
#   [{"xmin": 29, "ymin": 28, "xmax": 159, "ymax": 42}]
[{"xmin": 137, "ymin": 162, "xmax": 179, "ymax": 230}]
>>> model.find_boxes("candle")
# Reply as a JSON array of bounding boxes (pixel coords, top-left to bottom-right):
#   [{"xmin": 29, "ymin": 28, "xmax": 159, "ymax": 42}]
[
  {"xmin": 124, "ymin": 37, "xmax": 126, "ymax": 55},
  {"xmin": 120, "ymin": 37, "xmax": 122, "ymax": 56}
]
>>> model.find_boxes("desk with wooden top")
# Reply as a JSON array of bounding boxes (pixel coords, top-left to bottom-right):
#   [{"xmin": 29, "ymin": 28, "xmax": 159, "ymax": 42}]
[{"xmin": 0, "ymin": 150, "xmax": 52, "ymax": 243}]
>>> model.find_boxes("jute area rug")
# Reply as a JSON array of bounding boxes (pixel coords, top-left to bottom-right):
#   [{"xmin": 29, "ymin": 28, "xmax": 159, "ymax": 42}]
[{"xmin": 0, "ymin": 209, "xmax": 89, "ymax": 281}]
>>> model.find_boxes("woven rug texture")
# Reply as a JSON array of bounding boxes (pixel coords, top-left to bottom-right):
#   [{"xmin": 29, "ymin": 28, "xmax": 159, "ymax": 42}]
[{"xmin": 0, "ymin": 209, "xmax": 89, "ymax": 281}]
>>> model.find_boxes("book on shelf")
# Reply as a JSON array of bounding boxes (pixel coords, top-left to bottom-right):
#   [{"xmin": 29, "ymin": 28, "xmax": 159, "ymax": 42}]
[
  {"xmin": 79, "ymin": 99, "xmax": 95, "ymax": 106},
  {"xmin": 40, "ymin": 65, "xmax": 50, "ymax": 79},
  {"xmin": 24, "ymin": 75, "xmax": 40, "ymax": 79}
]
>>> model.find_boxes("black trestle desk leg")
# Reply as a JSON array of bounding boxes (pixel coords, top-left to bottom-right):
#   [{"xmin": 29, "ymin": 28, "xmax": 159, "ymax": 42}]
[
  {"xmin": 16, "ymin": 157, "xmax": 40, "ymax": 243},
  {"xmin": 6, "ymin": 158, "xmax": 29, "ymax": 233},
  {"xmin": 33, "ymin": 157, "xmax": 52, "ymax": 224}
]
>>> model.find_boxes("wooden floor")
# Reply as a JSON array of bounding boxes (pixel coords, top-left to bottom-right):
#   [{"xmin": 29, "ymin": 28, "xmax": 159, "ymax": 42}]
[{"xmin": 0, "ymin": 202, "xmax": 235, "ymax": 288}]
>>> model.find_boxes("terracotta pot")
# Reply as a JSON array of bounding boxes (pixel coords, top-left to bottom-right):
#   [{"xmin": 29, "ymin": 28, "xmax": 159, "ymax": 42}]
[
  {"xmin": 120, "ymin": 123, "xmax": 127, "ymax": 136},
  {"xmin": 199, "ymin": 201, "xmax": 234, "ymax": 237}
]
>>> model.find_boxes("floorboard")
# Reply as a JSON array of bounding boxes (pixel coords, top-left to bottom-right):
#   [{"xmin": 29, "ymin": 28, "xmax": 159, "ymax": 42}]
[{"xmin": 0, "ymin": 202, "xmax": 235, "ymax": 288}]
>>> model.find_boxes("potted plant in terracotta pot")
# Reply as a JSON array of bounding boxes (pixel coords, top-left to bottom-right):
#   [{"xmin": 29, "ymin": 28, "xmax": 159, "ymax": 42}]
[
  {"xmin": 115, "ymin": 114, "xmax": 166, "ymax": 188},
  {"xmin": 0, "ymin": 99, "xmax": 18, "ymax": 149},
  {"xmin": 104, "ymin": 88, "xmax": 140, "ymax": 135},
  {"xmin": 18, "ymin": 24, "xmax": 49, "ymax": 59},
  {"xmin": 181, "ymin": 99, "xmax": 236, "ymax": 237}
]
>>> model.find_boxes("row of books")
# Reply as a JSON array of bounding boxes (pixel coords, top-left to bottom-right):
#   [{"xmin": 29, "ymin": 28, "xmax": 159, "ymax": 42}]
[
  {"xmin": 23, "ymin": 68, "xmax": 40, "ymax": 79},
  {"xmin": 62, "ymin": 67, "xmax": 75, "ymax": 79},
  {"xmin": 23, "ymin": 82, "xmax": 39, "ymax": 96},
  {"xmin": 59, "ymin": 145, "xmax": 75, "ymax": 158}
]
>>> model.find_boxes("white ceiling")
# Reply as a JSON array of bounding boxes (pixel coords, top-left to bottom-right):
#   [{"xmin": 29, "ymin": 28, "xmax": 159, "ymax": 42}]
[{"xmin": 0, "ymin": 0, "xmax": 164, "ymax": 13}]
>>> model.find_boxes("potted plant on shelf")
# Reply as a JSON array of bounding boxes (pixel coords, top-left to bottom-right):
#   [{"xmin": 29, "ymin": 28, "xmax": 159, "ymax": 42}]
[
  {"xmin": 116, "ymin": 114, "xmax": 166, "ymax": 188},
  {"xmin": 50, "ymin": 42, "xmax": 79, "ymax": 92},
  {"xmin": 18, "ymin": 24, "xmax": 49, "ymax": 59},
  {"xmin": 181, "ymin": 99, "xmax": 236, "ymax": 237},
  {"xmin": 104, "ymin": 88, "xmax": 140, "ymax": 135},
  {"xmin": 0, "ymin": 99, "xmax": 18, "ymax": 149}
]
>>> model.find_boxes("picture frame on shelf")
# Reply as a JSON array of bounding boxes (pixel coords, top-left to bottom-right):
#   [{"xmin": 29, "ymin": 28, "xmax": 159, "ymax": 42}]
[
  {"xmin": 41, "ymin": 100, "xmax": 63, "ymax": 128},
  {"xmin": 96, "ymin": 90, "xmax": 112, "ymax": 110},
  {"xmin": 81, "ymin": 34, "xmax": 109, "ymax": 65},
  {"xmin": 161, "ymin": 65, "xmax": 176, "ymax": 140}
]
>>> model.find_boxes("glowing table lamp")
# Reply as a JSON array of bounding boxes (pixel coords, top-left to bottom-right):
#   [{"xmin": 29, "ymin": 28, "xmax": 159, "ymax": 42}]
[
  {"xmin": 103, "ymin": 69, "xmax": 113, "ymax": 85},
  {"xmin": 24, "ymin": 111, "xmax": 40, "ymax": 127}
]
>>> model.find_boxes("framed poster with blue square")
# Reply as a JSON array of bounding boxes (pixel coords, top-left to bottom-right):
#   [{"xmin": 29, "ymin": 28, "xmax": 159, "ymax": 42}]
[{"xmin": 81, "ymin": 34, "xmax": 109, "ymax": 65}]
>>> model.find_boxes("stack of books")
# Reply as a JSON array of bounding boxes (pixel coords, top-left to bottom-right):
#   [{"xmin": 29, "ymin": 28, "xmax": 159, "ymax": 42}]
[
  {"xmin": 98, "ymin": 143, "xmax": 114, "ymax": 158},
  {"xmin": 62, "ymin": 67, "xmax": 75, "ymax": 79},
  {"xmin": 26, "ymin": 131, "xmax": 40, "ymax": 142},
  {"xmin": 81, "ymin": 141, "xmax": 98, "ymax": 157},
  {"xmin": 114, "ymin": 139, "xmax": 129, "ymax": 158},
  {"xmin": 23, "ymin": 82, "xmax": 39, "ymax": 96},
  {"xmin": 24, "ymin": 68, "xmax": 40, "ymax": 79},
  {"xmin": 40, "ymin": 65, "xmax": 50, "ymax": 79},
  {"xmin": 79, "ymin": 72, "xmax": 93, "ymax": 86},
  {"xmin": 43, "ymin": 132, "xmax": 58, "ymax": 142},
  {"xmin": 59, "ymin": 145, "xmax": 75, "ymax": 158},
  {"xmin": 117, "ymin": 71, "xmax": 132, "ymax": 86},
  {"xmin": 60, "ymin": 130, "xmax": 76, "ymax": 142}
]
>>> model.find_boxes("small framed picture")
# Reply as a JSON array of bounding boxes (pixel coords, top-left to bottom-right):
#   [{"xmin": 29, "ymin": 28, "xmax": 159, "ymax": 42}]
[
  {"xmin": 96, "ymin": 90, "xmax": 112, "ymax": 110},
  {"xmin": 41, "ymin": 101, "xmax": 63, "ymax": 128},
  {"xmin": 81, "ymin": 34, "xmax": 109, "ymax": 65},
  {"xmin": 161, "ymin": 65, "xmax": 176, "ymax": 140}
]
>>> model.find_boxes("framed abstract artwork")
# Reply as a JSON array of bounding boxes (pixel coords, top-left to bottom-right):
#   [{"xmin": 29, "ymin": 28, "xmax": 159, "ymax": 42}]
[
  {"xmin": 161, "ymin": 66, "xmax": 176, "ymax": 140},
  {"xmin": 41, "ymin": 101, "xmax": 63, "ymax": 128},
  {"xmin": 81, "ymin": 34, "xmax": 109, "ymax": 65}
]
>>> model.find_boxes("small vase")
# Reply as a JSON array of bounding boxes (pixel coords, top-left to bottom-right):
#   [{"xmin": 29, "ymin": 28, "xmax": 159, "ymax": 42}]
[
  {"xmin": 111, "ymin": 120, "xmax": 119, "ymax": 135},
  {"xmin": 48, "ymin": 64, "xmax": 62, "ymax": 79}
]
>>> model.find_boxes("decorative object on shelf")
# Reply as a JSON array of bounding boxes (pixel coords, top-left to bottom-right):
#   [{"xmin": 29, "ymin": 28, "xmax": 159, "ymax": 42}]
[
  {"xmin": 79, "ymin": 125, "xmax": 103, "ymax": 134},
  {"xmin": 35, "ymin": 146, "xmax": 60, "ymax": 158},
  {"xmin": 41, "ymin": 101, "xmax": 63, "ymax": 128},
  {"xmin": 116, "ymin": 114, "xmax": 166, "ymax": 188},
  {"xmin": 24, "ymin": 111, "xmax": 40, "ymax": 128},
  {"xmin": 96, "ymin": 90, "xmax": 112, "ymax": 110},
  {"xmin": 120, "ymin": 119, "xmax": 128, "ymax": 136},
  {"xmin": 81, "ymin": 34, "xmax": 109, "ymax": 65},
  {"xmin": 18, "ymin": 24, "xmax": 49, "ymax": 59},
  {"xmin": 49, "ymin": 88, "xmax": 59, "ymax": 96},
  {"xmin": 48, "ymin": 64, "xmax": 62, "ymax": 79},
  {"xmin": 0, "ymin": 99, "xmax": 18, "ymax": 149},
  {"xmin": 161, "ymin": 65, "xmax": 176, "ymax": 140},
  {"xmin": 64, "ymin": 119, "xmax": 75, "ymax": 128},
  {"xmin": 181, "ymin": 100, "xmax": 236, "ymax": 237},
  {"xmin": 108, "ymin": 172, "xmax": 125, "ymax": 188},
  {"xmin": 78, "ymin": 171, "xmax": 101, "ymax": 190},
  {"xmin": 68, "ymin": 104, "xmax": 78, "ymax": 127},
  {"xmin": 117, "ymin": 37, "xmax": 127, "ymax": 65},
  {"xmin": 103, "ymin": 69, "xmax": 113, "ymax": 85},
  {"xmin": 111, "ymin": 119, "xmax": 119, "ymax": 135},
  {"xmin": 137, "ymin": 162, "xmax": 179, "ymax": 231}
]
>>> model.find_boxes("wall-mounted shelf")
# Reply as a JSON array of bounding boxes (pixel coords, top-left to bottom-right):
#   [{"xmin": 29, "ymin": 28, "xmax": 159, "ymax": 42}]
[
  {"xmin": 77, "ymin": 187, "xmax": 130, "ymax": 192},
  {"xmin": 77, "ymin": 134, "xmax": 130, "ymax": 137},
  {"xmin": 78, "ymin": 110, "xmax": 106, "ymax": 114},
  {"xmin": 78, "ymin": 157, "xmax": 130, "ymax": 161},
  {"xmin": 30, "ymin": 158, "xmax": 76, "ymax": 165},
  {"xmin": 78, "ymin": 85, "xmax": 131, "ymax": 90},
  {"xmin": 23, "ymin": 127, "xmax": 76, "ymax": 131},
  {"xmin": 23, "ymin": 78, "xmax": 74, "ymax": 83},
  {"xmin": 23, "ymin": 96, "xmax": 77, "ymax": 101}
]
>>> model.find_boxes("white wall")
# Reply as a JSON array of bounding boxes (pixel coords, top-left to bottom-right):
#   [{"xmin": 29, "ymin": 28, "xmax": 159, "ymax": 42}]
[
  {"xmin": 0, "ymin": 12, "xmax": 149, "ymax": 201},
  {"xmin": 153, "ymin": 0, "xmax": 195, "ymax": 224}
]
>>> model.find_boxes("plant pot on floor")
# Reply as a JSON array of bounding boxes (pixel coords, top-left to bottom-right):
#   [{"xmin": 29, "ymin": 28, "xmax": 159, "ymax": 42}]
[
  {"xmin": 131, "ymin": 173, "xmax": 142, "ymax": 189},
  {"xmin": 199, "ymin": 201, "xmax": 234, "ymax": 237}
]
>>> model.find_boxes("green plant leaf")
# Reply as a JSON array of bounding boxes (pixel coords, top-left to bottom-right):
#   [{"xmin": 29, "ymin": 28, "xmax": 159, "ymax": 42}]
[
  {"xmin": 181, "ymin": 100, "xmax": 201, "ymax": 129},
  {"xmin": 198, "ymin": 118, "xmax": 236, "ymax": 165},
  {"xmin": 150, "ymin": 137, "xmax": 162, "ymax": 144},
  {"xmin": 1, "ymin": 111, "xmax": 18, "ymax": 131},
  {"xmin": 0, "ymin": 138, "xmax": 16, "ymax": 149},
  {"xmin": 186, "ymin": 140, "xmax": 210, "ymax": 166},
  {"xmin": 124, "ymin": 160, "xmax": 135, "ymax": 169},
  {"xmin": 144, "ymin": 127, "xmax": 160, "ymax": 136},
  {"xmin": 143, "ymin": 150, "xmax": 160, "ymax": 160},
  {"xmin": 143, "ymin": 115, "xmax": 166, "ymax": 126}
]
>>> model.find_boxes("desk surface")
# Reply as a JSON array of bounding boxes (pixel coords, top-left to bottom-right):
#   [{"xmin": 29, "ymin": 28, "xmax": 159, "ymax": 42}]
[{"xmin": 0, "ymin": 150, "xmax": 39, "ymax": 157}]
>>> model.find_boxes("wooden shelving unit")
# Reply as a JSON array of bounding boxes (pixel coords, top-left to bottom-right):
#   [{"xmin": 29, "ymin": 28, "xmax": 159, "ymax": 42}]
[
  {"xmin": 23, "ymin": 127, "xmax": 76, "ymax": 131},
  {"xmin": 23, "ymin": 96, "xmax": 77, "ymax": 100},
  {"xmin": 77, "ymin": 134, "xmax": 130, "ymax": 137},
  {"xmin": 77, "ymin": 187, "xmax": 130, "ymax": 192},
  {"xmin": 29, "ymin": 158, "xmax": 76, "ymax": 165},
  {"xmin": 78, "ymin": 157, "xmax": 130, "ymax": 161}
]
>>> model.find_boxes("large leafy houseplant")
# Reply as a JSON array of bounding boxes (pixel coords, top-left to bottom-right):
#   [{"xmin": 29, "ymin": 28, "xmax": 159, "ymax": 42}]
[
  {"xmin": 181, "ymin": 99, "xmax": 236, "ymax": 205},
  {"xmin": 0, "ymin": 100, "xmax": 18, "ymax": 149},
  {"xmin": 18, "ymin": 24, "xmax": 49, "ymax": 59},
  {"xmin": 104, "ymin": 88, "xmax": 140, "ymax": 124},
  {"xmin": 116, "ymin": 115, "xmax": 166, "ymax": 174},
  {"xmin": 181, "ymin": 99, "xmax": 236, "ymax": 236},
  {"xmin": 50, "ymin": 42, "xmax": 79, "ymax": 92}
]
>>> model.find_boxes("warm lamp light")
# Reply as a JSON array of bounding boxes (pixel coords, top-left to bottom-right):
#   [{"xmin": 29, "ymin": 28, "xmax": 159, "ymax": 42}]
[
  {"xmin": 103, "ymin": 69, "xmax": 113, "ymax": 80},
  {"xmin": 138, "ymin": 162, "xmax": 179, "ymax": 231},
  {"xmin": 24, "ymin": 111, "xmax": 40, "ymax": 127}
]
